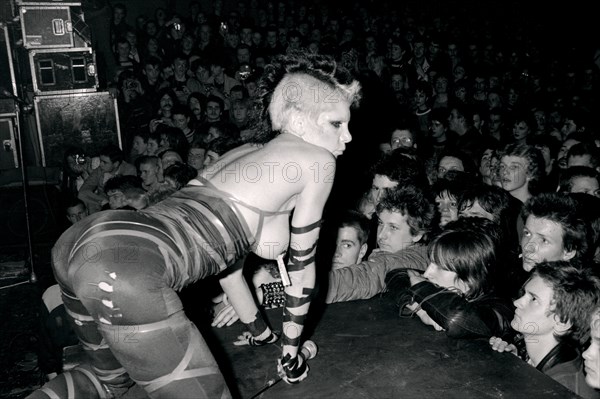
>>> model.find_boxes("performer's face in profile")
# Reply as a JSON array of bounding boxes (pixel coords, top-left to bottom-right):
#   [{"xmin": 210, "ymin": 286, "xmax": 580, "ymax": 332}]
[{"xmin": 301, "ymin": 99, "xmax": 352, "ymax": 157}]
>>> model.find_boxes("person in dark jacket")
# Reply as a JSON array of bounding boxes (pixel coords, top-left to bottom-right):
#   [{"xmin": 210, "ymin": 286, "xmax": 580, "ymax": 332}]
[
  {"xmin": 490, "ymin": 261, "xmax": 600, "ymax": 398},
  {"xmin": 386, "ymin": 217, "xmax": 515, "ymax": 339}
]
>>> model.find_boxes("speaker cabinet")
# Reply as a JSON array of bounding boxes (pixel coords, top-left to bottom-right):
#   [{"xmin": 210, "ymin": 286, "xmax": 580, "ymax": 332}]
[{"xmin": 33, "ymin": 91, "xmax": 122, "ymax": 167}]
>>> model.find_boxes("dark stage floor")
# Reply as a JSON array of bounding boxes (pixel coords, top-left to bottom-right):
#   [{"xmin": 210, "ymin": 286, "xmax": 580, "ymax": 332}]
[{"xmin": 0, "ymin": 275, "xmax": 581, "ymax": 399}]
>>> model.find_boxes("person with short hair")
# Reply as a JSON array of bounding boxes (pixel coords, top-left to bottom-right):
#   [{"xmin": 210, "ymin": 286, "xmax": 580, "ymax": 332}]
[
  {"xmin": 331, "ymin": 210, "xmax": 371, "ymax": 270},
  {"xmin": 163, "ymin": 162, "xmax": 198, "ymax": 191},
  {"xmin": 326, "ymin": 186, "xmax": 435, "ymax": 303},
  {"xmin": 65, "ymin": 198, "xmax": 88, "ymax": 225},
  {"xmin": 567, "ymin": 142, "xmax": 600, "ymax": 171},
  {"xmin": 136, "ymin": 155, "xmax": 161, "ymax": 193},
  {"xmin": 37, "ymin": 50, "xmax": 361, "ymax": 398},
  {"xmin": 78, "ymin": 144, "xmax": 136, "ymax": 214},
  {"xmin": 103, "ymin": 174, "xmax": 147, "ymax": 210},
  {"xmin": 498, "ymin": 143, "xmax": 545, "ymax": 204},
  {"xmin": 491, "ymin": 262, "xmax": 600, "ymax": 398},
  {"xmin": 520, "ymin": 193, "xmax": 590, "ymax": 272},
  {"xmin": 558, "ymin": 166, "xmax": 600, "ymax": 197}
]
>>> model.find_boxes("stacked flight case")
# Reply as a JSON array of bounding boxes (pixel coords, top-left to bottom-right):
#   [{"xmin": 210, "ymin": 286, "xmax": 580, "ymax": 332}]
[
  {"xmin": 0, "ymin": 23, "xmax": 20, "ymax": 169},
  {"xmin": 15, "ymin": 0, "xmax": 122, "ymax": 167}
]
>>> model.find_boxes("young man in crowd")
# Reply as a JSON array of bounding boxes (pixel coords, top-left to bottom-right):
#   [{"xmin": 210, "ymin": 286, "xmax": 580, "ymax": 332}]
[
  {"xmin": 492, "ymin": 262, "xmax": 600, "ymax": 398},
  {"xmin": 331, "ymin": 210, "xmax": 371, "ymax": 271},
  {"xmin": 325, "ymin": 185, "xmax": 435, "ymax": 303},
  {"xmin": 520, "ymin": 193, "xmax": 591, "ymax": 273},
  {"xmin": 78, "ymin": 144, "xmax": 136, "ymax": 214}
]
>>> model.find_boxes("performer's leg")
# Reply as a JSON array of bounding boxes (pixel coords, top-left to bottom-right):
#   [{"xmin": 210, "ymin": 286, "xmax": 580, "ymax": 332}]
[
  {"xmin": 70, "ymin": 235, "xmax": 231, "ymax": 399},
  {"xmin": 26, "ymin": 365, "xmax": 112, "ymax": 399}
]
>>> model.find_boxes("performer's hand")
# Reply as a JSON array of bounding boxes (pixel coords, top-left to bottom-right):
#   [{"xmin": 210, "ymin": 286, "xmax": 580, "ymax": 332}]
[
  {"xmin": 415, "ymin": 309, "xmax": 444, "ymax": 331},
  {"xmin": 489, "ymin": 336, "xmax": 518, "ymax": 355},
  {"xmin": 211, "ymin": 300, "xmax": 239, "ymax": 328},
  {"xmin": 277, "ymin": 354, "xmax": 309, "ymax": 384}
]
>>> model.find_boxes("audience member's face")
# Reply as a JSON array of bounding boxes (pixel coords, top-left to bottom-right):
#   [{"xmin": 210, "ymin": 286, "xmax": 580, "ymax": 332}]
[
  {"xmin": 99, "ymin": 155, "xmax": 118, "ymax": 173},
  {"xmin": 132, "ymin": 136, "xmax": 148, "ymax": 155},
  {"xmin": 173, "ymin": 113, "xmax": 189, "ymax": 131},
  {"xmin": 252, "ymin": 31, "xmax": 262, "ymax": 46},
  {"xmin": 66, "ymin": 203, "xmax": 87, "ymax": 224},
  {"xmin": 147, "ymin": 139, "xmax": 159, "ymax": 156},
  {"xmin": 479, "ymin": 149, "xmax": 494, "ymax": 178},
  {"xmin": 583, "ymin": 311, "xmax": 600, "ymax": 389},
  {"xmin": 569, "ymin": 176, "xmax": 600, "ymax": 197},
  {"xmin": 434, "ymin": 77, "xmax": 448, "ymax": 94},
  {"xmin": 145, "ymin": 21, "xmax": 158, "ymax": 37},
  {"xmin": 307, "ymin": 42, "xmax": 319, "ymax": 54},
  {"xmin": 473, "ymin": 113, "xmax": 483, "ymax": 131},
  {"xmin": 423, "ymin": 262, "xmax": 468, "ymax": 294},
  {"xmin": 390, "ymin": 129, "xmax": 414, "ymax": 150},
  {"xmin": 266, "ymin": 31, "xmax": 277, "ymax": 46},
  {"xmin": 567, "ymin": 154, "xmax": 594, "ymax": 169},
  {"xmin": 429, "ymin": 120, "xmax": 445, "ymax": 139},
  {"xmin": 512, "ymin": 275, "xmax": 558, "ymax": 338},
  {"xmin": 390, "ymin": 44, "xmax": 403, "ymax": 60},
  {"xmin": 437, "ymin": 156, "xmax": 464, "ymax": 179},
  {"xmin": 232, "ymin": 103, "xmax": 248, "ymax": 123},
  {"xmin": 139, "ymin": 162, "xmax": 159, "ymax": 186},
  {"xmin": 391, "ymin": 74, "xmax": 405, "ymax": 92},
  {"xmin": 144, "ymin": 63, "xmax": 160, "ymax": 82},
  {"xmin": 435, "ymin": 191, "xmax": 458, "ymax": 227},
  {"xmin": 512, "ymin": 121, "xmax": 531, "ymax": 142},
  {"xmin": 107, "ymin": 190, "xmax": 127, "ymax": 209},
  {"xmin": 188, "ymin": 148, "xmax": 206, "ymax": 171},
  {"xmin": 557, "ymin": 139, "xmax": 580, "ymax": 169},
  {"xmin": 453, "ymin": 66, "xmax": 465, "ymax": 81},
  {"xmin": 332, "ymin": 226, "xmax": 366, "ymax": 270},
  {"xmin": 182, "ymin": 35, "xmax": 195, "ymax": 52},
  {"xmin": 561, "ymin": 118, "xmax": 578, "ymax": 138},
  {"xmin": 117, "ymin": 42, "xmax": 131, "ymax": 59},
  {"xmin": 376, "ymin": 209, "xmax": 418, "ymax": 253},
  {"xmin": 488, "ymin": 114, "xmax": 503, "ymax": 134},
  {"xmin": 237, "ymin": 48, "xmax": 251, "ymax": 64},
  {"xmin": 173, "ymin": 58, "xmax": 188, "ymax": 77},
  {"xmin": 161, "ymin": 65, "xmax": 174, "ymax": 80},
  {"xmin": 499, "ymin": 155, "xmax": 528, "ymax": 193},
  {"xmin": 413, "ymin": 90, "xmax": 428, "ymax": 107},
  {"xmin": 454, "ymin": 86, "xmax": 467, "ymax": 101},
  {"xmin": 188, "ymin": 98, "xmax": 202, "ymax": 119},
  {"xmin": 241, "ymin": 28, "xmax": 252, "ymax": 44},
  {"xmin": 125, "ymin": 31, "xmax": 137, "ymax": 48},
  {"xmin": 521, "ymin": 215, "xmax": 572, "ymax": 272},
  {"xmin": 161, "ymin": 151, "xmax": 182, "ymax": 169},
  {"xmin": 206, "ymin": 101, "xmax": 222, "ymax": 122},
  {"xmin": 459, "ymin": 200, "xmax": 495, "ymax": 221},
  {"xmin": 113, "ymin": 7, "xmax": 125, "ymax": 24},
  {"xmin": 160, "ymin": 94, "xmax": 174, "ymax": 112},
  {"xmin": 203, "ymin": 150, "xmax": 220, "ymax": 168},
  {"xmin": 369, "ymin": 174, "xmax": 398, "ymax": 205},
  {"xmin": 245, "ymin": 81, "xmax": 258, "ymax": 98}
]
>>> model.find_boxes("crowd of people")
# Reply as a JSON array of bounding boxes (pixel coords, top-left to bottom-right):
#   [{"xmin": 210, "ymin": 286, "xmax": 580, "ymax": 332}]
[{"xmin": 27, "ymin": 0, "xmax": 600, "ymax": 398}]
